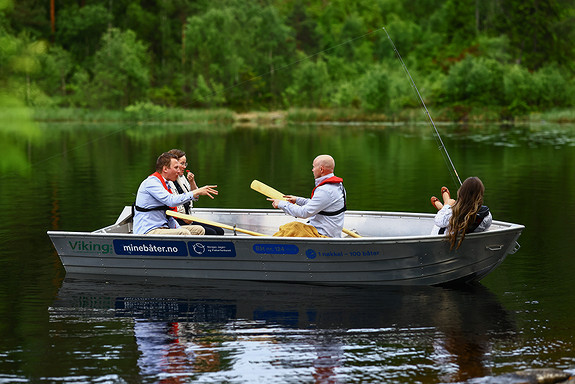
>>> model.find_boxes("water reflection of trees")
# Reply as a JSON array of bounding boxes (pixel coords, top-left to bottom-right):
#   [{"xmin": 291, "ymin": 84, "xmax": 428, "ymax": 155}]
[
  {"xmin": 3, "ymin": 121, "xmax": 574, "ymax": 240},
  {"xmin": 0, "ymin": 108, "xmax": 42, "ymax": 175}
]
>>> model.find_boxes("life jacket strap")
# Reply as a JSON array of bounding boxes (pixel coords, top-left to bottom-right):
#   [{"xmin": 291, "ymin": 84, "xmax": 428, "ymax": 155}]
[
  {"xmin": 172, "ymin": 179, "xmax": 191, "ymax": 214},
  {"xmin": 313, "ymin": 177, "xmax": 347, "ymax": 216},
  {"xmin": 134, "ymin": 204, "xmax": 172, "ymax": 212},
  {"xmin": 438, "ymin": 205, "xmax": 490, "ymax": 235},
  {"xmin": 466, "ymin": 205, "xmax": 490, "ymax": 233},
  {"xmin": 318, "ymin": 203, "xmax": 347, "ymax": 216}
]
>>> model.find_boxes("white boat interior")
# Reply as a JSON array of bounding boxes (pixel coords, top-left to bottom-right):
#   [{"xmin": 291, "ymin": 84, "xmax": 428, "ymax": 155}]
[{"xmin": 96, "ymin": 206, "xmax": 519, "ymax": 240}]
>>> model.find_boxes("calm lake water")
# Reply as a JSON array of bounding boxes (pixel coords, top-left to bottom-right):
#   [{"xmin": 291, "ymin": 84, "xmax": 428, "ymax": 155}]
[{"xmin": 0, "ymin": 120, "xmax": 574, "ymax": 383}]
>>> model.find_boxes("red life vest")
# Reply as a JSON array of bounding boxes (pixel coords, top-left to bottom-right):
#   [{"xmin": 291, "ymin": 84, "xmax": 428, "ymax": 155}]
[
  {"xmin": 310, "ymin": 176, "xmax": 347, "ymax": 216},
  {"xmin": 151, "ymin": 172, "xmax": 177, "ymax": 211},
  {"xmin": 311, "ymin": 176, "xmax": 344, "ymax": 198}
]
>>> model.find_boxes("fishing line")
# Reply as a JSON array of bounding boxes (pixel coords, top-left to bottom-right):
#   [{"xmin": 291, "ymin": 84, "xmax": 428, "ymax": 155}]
[{"xmin": 382, "ymin": 27, "xmax": 462, "ymax": 186}]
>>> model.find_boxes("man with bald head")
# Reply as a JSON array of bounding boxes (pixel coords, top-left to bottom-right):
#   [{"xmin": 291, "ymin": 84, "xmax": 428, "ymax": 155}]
[{"xmin": 269, "ymin": 154, "xmax": 347, "ymax": 237}]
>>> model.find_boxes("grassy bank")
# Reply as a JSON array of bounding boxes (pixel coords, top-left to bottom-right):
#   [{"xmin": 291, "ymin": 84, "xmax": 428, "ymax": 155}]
[
  {"xmin": 32, "ymin": 106, "xmax": 235, "ymax": 124},
  {"xmin": 286, "ymin": 107, "xmax": 575, "ymax": 125},
  {"xmin": 30, "ymin": 106, "xmax": 575, "ymax": 125}
]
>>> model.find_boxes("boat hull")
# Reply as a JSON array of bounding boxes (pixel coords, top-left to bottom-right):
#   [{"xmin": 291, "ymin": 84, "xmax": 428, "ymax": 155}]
[{"xmin": 48, "ymin": 208, "xmax": 524, "ymax": 286}]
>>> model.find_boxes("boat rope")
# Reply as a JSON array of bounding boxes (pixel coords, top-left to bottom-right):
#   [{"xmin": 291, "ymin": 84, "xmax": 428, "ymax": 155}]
[{"xmin": 382, "ymin": 27, "xmax": 462, "ymax": 186}]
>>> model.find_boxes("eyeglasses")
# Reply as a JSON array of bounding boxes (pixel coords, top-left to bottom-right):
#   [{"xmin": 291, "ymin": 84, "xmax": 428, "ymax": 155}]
[{"xmin": 179, "ymin": 162, "xmax": 188, "ymax": 167}]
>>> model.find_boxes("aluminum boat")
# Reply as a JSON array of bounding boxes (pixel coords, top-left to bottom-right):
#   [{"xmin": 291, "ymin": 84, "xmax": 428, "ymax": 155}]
[{"xmin": 47, "ymin": 207, "xmax": 524, "ymax": 286}]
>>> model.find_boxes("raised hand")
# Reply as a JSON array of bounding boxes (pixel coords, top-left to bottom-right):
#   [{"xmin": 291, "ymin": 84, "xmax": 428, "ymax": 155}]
[{"xmin": 193, "ymin": 185, "xmax": 218, "ymax": 199}]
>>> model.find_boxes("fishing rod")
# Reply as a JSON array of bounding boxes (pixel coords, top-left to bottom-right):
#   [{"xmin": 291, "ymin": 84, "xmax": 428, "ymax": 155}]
[{"xmin": 382, "ymin": 27, "xmax": 462, "ymax": 186}]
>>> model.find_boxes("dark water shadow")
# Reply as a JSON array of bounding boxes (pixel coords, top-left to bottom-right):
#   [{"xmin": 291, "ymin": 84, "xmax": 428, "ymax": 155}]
[{"xmin": 53, "ymin": 275, "xmax": 515, "ymax": 332}]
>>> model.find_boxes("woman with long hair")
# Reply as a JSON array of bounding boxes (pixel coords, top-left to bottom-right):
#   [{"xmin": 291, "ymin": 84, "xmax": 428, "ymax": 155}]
[{"xmin": 430, "ymin": 177, "xmax": 492, "ymax": 249}]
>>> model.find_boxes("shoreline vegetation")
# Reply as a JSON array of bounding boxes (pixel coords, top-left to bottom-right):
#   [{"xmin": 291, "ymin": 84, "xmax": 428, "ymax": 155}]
[
  {"xmin": 3, "ymin": 1, "xmax": 574, "ymax": 127},
  {"xmin": 30, "ymin": 106, "xmax": 575, "ymax": 127}
]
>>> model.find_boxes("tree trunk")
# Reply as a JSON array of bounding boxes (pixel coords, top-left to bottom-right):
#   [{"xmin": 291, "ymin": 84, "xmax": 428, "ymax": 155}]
[{"xmin": 50, "ymin": 0, "xmax": 55, "ymax": 41}]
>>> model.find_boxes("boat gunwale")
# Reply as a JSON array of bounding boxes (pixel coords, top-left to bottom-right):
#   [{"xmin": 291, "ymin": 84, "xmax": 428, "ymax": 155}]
[
  {"xmin": 47, "ymin": 225, "xmax": 524, "ymax": 243},
  {"xmin": 46, "ymin": 208, "xmax": 524, "ymax": 242}
]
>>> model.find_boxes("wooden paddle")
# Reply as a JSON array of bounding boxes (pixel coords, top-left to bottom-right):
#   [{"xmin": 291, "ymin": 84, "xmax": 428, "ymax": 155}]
[
  {"xmin": 250, "ymin": 180, "xmax": 287, "ymax": 201},
  {"xmin": 250, "ymin": 179, "xmax": 362, "ymax": 238},
  {"xmin": 166, "ymin": 210, "xmax": 266, "ymax": 237}
]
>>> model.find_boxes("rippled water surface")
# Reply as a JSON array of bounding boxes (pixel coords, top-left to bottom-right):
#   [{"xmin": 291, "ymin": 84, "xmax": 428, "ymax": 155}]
[{"xmin": 0, "ymin": 122, "xmax": 574, "ymax": 383}]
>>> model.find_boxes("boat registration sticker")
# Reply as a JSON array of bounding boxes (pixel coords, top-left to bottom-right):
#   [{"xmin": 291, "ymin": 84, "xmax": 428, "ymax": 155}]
[
  {"xmin": 188, "ymin": 242, "xmax": 236, "ymax": 257},
  {"xmin": 253, "ymin": 244, "xmax": 299, "ymax": 255}
]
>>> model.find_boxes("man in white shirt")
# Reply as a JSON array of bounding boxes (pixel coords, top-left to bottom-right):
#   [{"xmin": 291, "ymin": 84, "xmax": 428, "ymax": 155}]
[{"xmin": 268, "ymin": 154, "xmax": 346, "ymax": 238}]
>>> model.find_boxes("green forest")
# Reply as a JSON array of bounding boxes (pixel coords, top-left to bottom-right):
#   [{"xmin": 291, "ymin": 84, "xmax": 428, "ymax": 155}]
[{"xmin": 1, "ymin": 0, "xmax": 574, "ymax": 120}]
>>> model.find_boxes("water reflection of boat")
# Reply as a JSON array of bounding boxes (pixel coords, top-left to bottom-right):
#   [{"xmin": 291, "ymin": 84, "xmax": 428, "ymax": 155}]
[
  {"xmin": 47, "ymin": 207, "xmax": 524, "ymax": 286},
  {"xmin": 53, "ymin": 275, "xmax": 514, "ymax": 332},
  {"xmin": 52, "ymin": 276, "xmax": 516, "ymax": 383}
]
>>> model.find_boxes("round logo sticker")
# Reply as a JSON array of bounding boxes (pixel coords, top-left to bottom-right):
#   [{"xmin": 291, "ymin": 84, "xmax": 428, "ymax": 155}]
[
  {"xmin": 306, "ymin": 249, "xmax": 317, "ymax": 259},
  {"xmin": 192, "ymin": 243, "xmax": 206, "ymax": 255}
]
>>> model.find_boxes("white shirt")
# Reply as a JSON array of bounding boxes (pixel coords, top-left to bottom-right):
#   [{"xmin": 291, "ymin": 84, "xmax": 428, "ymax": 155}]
[
  {"xmin": 431, "ymin": 204, "xmax": 492, "ymax": 235},
  {"xmin": 167, "ymin": 175, "xmax": 198, "ymax": 215},
  {"xmin": 277, "ymin": 173, "xmax": 346, "ymax": 238}
]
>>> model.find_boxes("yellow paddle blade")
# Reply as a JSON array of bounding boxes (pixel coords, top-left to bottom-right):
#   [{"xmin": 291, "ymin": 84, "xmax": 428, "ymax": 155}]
[
  {"xmin": 250, "ymin": 179, "xmax": 362, "ymax": 238},
  {"xmin": 166, "ymin": 211, "xmax": 266, "ymax": 237},
  {"xmin": 250, "ymin": 179, "xmax": 286, "ymax": 200}
]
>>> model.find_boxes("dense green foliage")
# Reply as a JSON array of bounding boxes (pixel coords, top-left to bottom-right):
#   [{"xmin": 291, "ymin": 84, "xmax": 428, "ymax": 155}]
[{"xmin": 1, "ymin": 0, "xmax": 574, "ymax": 116}]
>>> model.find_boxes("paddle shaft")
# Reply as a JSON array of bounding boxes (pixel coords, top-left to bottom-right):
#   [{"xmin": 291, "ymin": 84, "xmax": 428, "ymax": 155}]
[
  {"xmin": 166, "ymin": 210, "xmax": 265, "ymax": 237},
  {"xmin": 250, "ymin": 180, "xmax": 361, "ymax": 238}
]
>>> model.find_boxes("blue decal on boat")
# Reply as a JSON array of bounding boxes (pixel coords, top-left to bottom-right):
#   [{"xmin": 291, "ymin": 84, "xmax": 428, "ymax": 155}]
[
  {"xmin": 253, "ymin": 244, "xmax": 299, "ymax": 255},
  {"xmin": 188, "ymin": 242, "xmax": 236, "ymax": 257},
  {"xmin": 113, "ymin": 239, "xmax": 188, "ymax": 256},
  {"xmin": 306, "ymin": 249, "xmax": 317, "ymax": 259}
]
